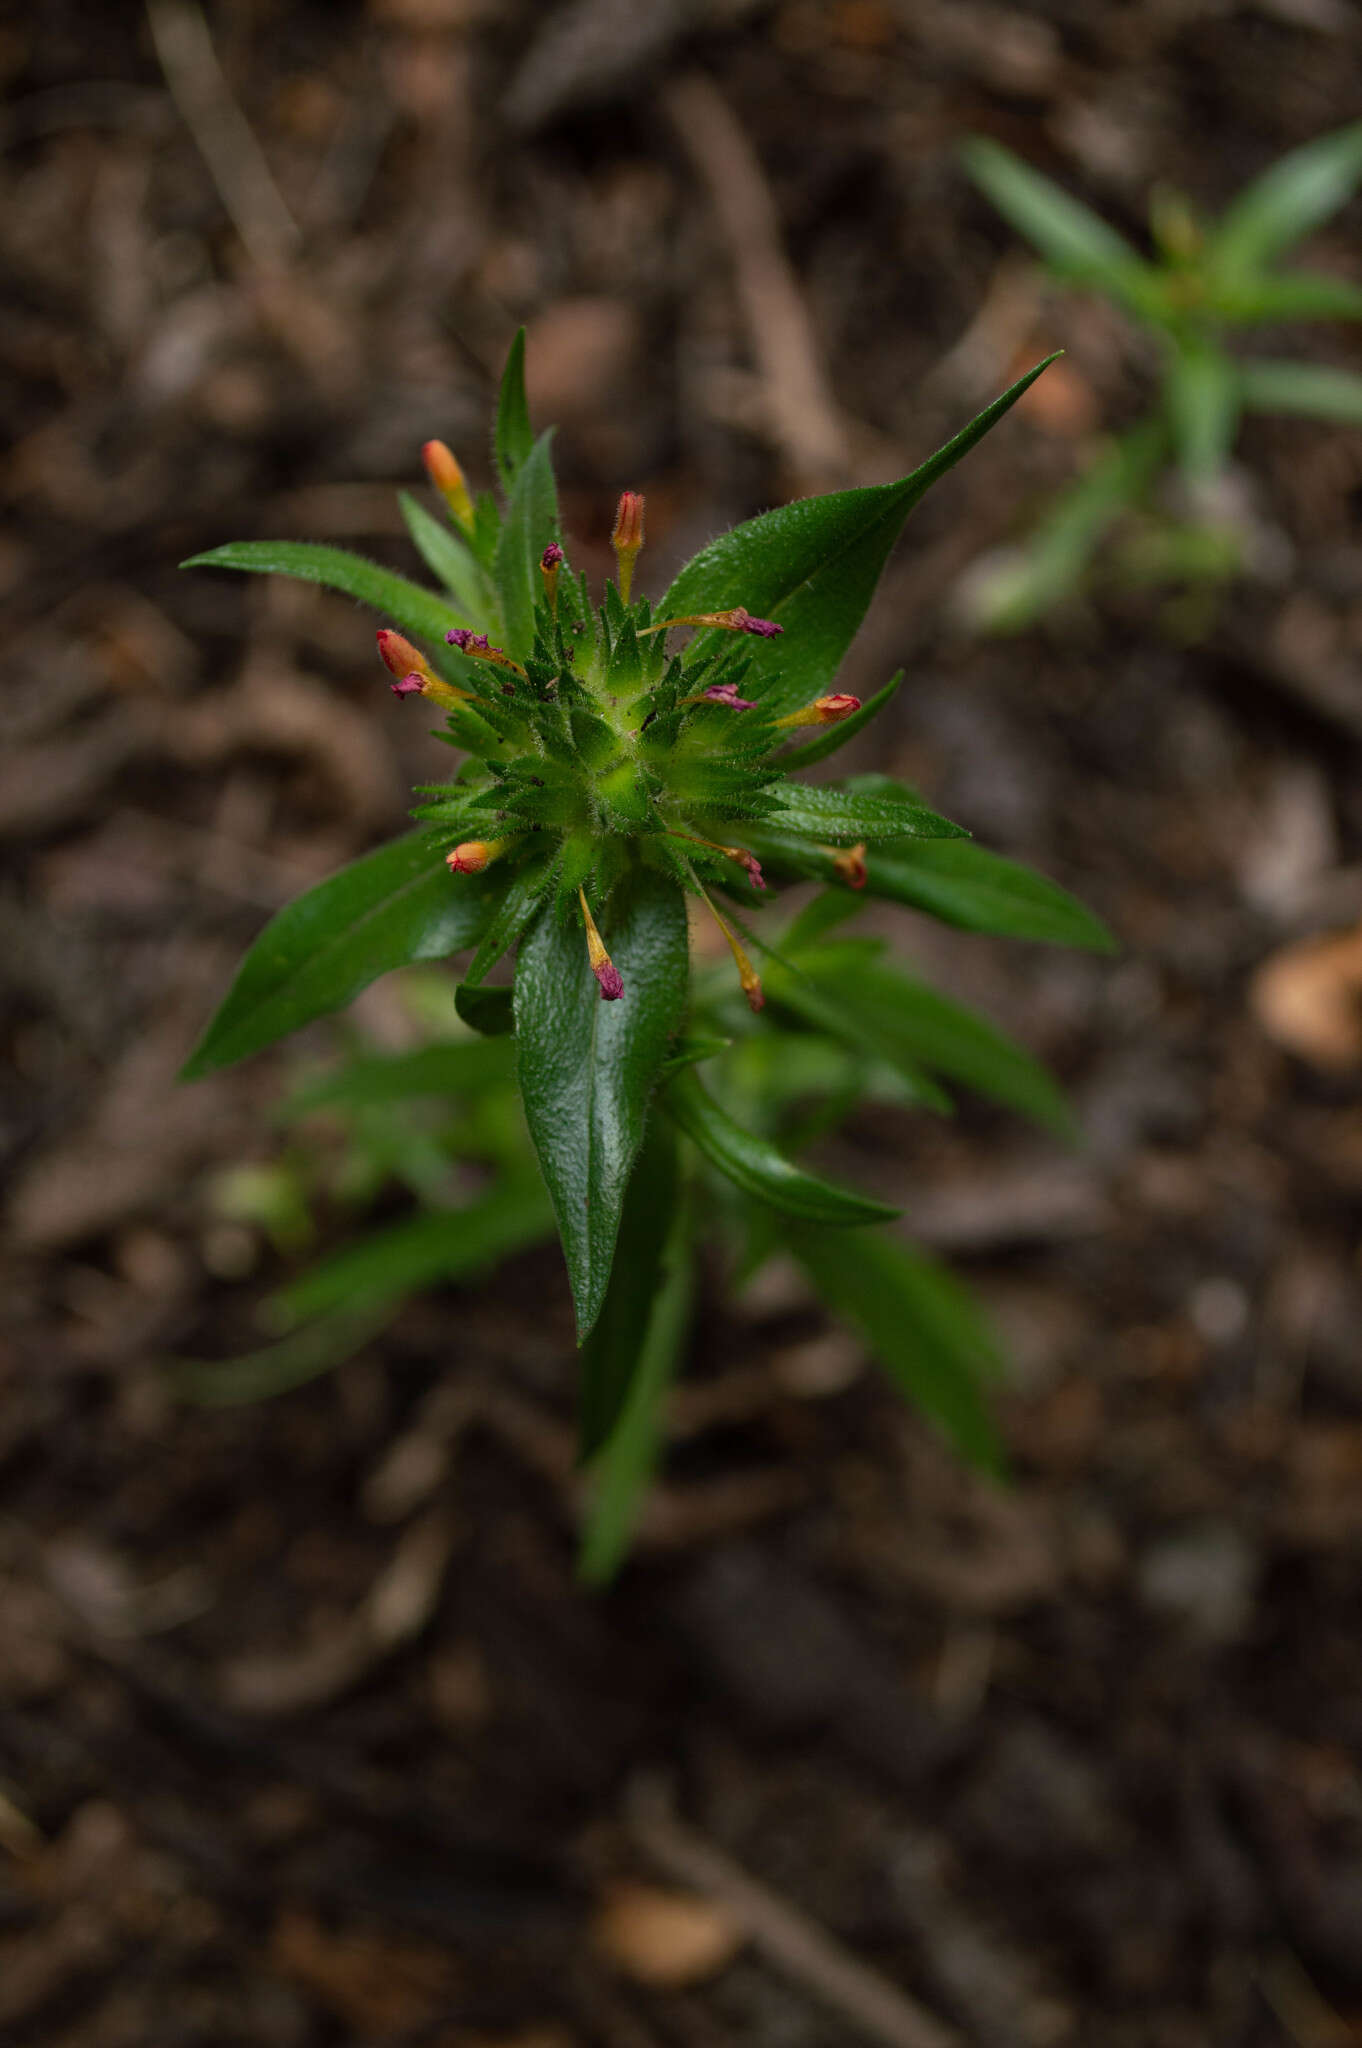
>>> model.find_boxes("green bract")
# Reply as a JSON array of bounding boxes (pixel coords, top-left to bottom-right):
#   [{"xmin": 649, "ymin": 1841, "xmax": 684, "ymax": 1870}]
[
  {"xmin": 960, "ymin": 124, "xmax": 1362, "ymax": 629},
  {"xmin": 181, "ymin": 335, "xmax": 1112, "ymax": 1574}
]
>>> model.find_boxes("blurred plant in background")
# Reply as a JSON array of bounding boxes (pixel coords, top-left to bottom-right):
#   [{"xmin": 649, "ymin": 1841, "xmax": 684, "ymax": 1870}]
[
  {"xmin": 180, "ymin": 337, "xmax": 1112, "ymax": 1578},
  {"xmin": 958, "ymin": 123, "xmax": 1362, "ymax": 633}
]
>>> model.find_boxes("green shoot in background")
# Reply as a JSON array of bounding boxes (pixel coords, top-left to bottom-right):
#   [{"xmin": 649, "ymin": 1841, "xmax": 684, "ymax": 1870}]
[
  {"xmin": 959, "ymin": 123, "xmax": 1362, "ymax": 631},
  {"xmin": 180, "ymin": 333, "xmax": 1112, "ymax": 1578}
]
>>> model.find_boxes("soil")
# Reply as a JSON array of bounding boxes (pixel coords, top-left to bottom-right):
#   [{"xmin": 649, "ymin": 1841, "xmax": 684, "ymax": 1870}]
[{"xmin": 6, "ymin": 3, "xmax": 1362, "ymax": 2044}]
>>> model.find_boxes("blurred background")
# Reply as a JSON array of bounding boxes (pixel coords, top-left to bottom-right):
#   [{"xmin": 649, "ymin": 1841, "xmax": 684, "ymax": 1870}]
[{"xmin": 5, "ymin": 2, "xmax": 1362, "ymax": 2042}]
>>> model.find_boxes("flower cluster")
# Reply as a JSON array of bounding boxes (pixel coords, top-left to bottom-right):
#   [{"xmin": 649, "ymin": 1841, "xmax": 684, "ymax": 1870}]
[{"xmin": 384, "ymin": 478, "xmax": 858, "ymax": 1013}]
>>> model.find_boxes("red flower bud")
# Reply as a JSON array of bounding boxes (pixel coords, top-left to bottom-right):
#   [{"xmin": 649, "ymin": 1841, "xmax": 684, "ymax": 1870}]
[{"xmin": 775, "ymin": 692, "xmax": 861, "ymax": 730}]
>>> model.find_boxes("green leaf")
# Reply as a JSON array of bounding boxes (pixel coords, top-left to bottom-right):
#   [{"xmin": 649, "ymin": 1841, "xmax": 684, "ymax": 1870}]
[
  {"xmin": 659, "ymin": 1033, "xmax": 732, "ymax": 1076},
  {"xmin": 182, "ymin": 541, "xmax": 463, "ymax": 656},
  {"xmin": 785, "ymin": 1223, "xmax": 1002, "ymax": 1471},
  {"xmin": 173, "ymin": 1301, "xmax": 396, "ymax": 1407},
  {"xmin": 1210, "ymin": 270, "xmax": 1362, "ymax": 324},
  {"xmin": 278, "ymin": 1173, "xmax": 554, "ymax": 1322},
  {"xmin": 859, "ymin": 838, "xmax": 1115, "ymax": 950},
  {"xmin": 494, "ymin": 430, "xmax": 560, "ymax": 659},
  {"xmin": 958, "ymin": 421, "xmax": 1166, "ymax": 631},
  {"xmin": 1212, "ymin": 122, "xmax": 1362, "ymax": 278},
  {"xmin": 777, "ymin": 672, "xmax": 903, "ymax": 771},
  {"xmin": 464, "ymin": 850, "xmax": 559, "ymax": 987},
  {"xmin": 578, "ymin": 1196, "xmax": 693, "ymax": 1585},
  {"xmin": 182, "ymin": 836, "xmax": 498, "ymax": 1078},
  {"xmin": 658, "ymin": 357, "xmax": 1059, "ymax": 716},
  {"xmin": 769, "ymin": 781, "xmax": 966, "ymax": 844},
  {"xmin": 455, "ymin": 983, "xmax": 515, "ymax": 1035},
  {"xmin": 1166, "ymin": 336, "xmax": 1240, "ymax": 485},
  {"xmin": 1239, "ymin": 357, "xmax": 1362, "ymax": 426},
  {"xmin": 285, "ymin": 1039, "xmax": 516, "ymax": 1113},
  {"xmin": 577, "ymin": 1119, "xmax": 679, "ymax": 1461},
  {"xmin": 789, "ymin": 942, "xmax": 1075, "ymax": 1135},
  {"xmin": 398, "ymin": 492, "xmax": 490, "ymax": 625},
  {"xmin": 960, "ymin": 136, "xmax": 1163, "ymax": 317},
  {"xmin": 494, "ymin": 327, "xmax": 534, "ymax": 493},
  {"xmin": 662, "ymin": 1066, "xmax": 899, "ymax": 1226},
  {"xmin": 514, "ymin": 868, "xmax": 690, "ymax": 1338},
  {"xmin": 755, "ymin": 951, "xmax": 953, "ymax": 1114}
]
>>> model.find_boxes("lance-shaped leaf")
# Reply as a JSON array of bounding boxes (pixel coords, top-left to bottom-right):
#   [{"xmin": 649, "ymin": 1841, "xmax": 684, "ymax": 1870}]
[
  {"xmin": 662, "ymin": 1066, "xmax": 900, "ymax": 1225},
  {"xmin": 785, "ymin": 941, "xmax": 1075, "ymax": 1135},
  {"xmin": 1210, "ymin": 271, "xmax": 1362, "ymax": 325},
  {"xmin": 455, "ymin": 983, "xmax": 515, "ymax": 1036},
  {"xmin": 1166, "ymin": 336, "xmax": 1240, "ymax": 485},
  {"xmin": 658, "ymin": 358, "xmax": 1059, "ymax": 716},
  {"xmin": 578, "ymin": 1196, "xmax": 693, "ymax": 1585},
  {"xmin": 398, "ymin": 492, "xmax": 492, "ymax": 626},
  {"xmin": 785, "ymin": 1222, "xmax": 1002, "ymax": 1471},
  {"xmin": 279, "ymin": 1173, "xmax": 555, "ymax": 1322},
  {"xmin": 769, "ymin": 781, "xmax": 966, "ymax": 844},
  {"xmin": 514, "ymin": 869, "xmax": 689, "ymax": 1338},
  {"xmin": 1239, "ymin": 358, "xmax": 1362, "ymax": 426},
  {"xmin": 862, "ymin": 839, "xmax": 1115, "ymax": 950},
  {"xmin": 494, "ymin": 327, "xmax": 534, "ymax": 493},
  {"xmin": 960, "ymin": 136, "xmax": 1164, "ymax": 319},
  {"xmin": 181, "ymin": 542, "xmax": 469, "ymax": 679},
  {"xmin": 494, "ymin": 430, "xmax": 560, "ymax": 660},
  {"xmin": 1211, "ymin": 121, "xmax": 1362, "ymax": 279},
  {"xmin": 464, "ymin": 849, "xmax": 560, "ymax": 988},
  {"xmin": 181, "ymin": 835, "xmax": 498, "ymax": 1077},
  {"xmin": 577, "ymin": 1119, "xmax": 679, "ymax": 1461}
]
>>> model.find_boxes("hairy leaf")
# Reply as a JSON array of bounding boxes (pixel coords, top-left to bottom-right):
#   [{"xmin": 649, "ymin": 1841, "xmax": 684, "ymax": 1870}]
[
  {"xmin": 182, "ymin": 541, "xmax": 464, "ymax": 661},
  {"xmin": 658, "ymin": 359, "xmax": 1059, "ymax": 716},
  {"xmin": 514, "ymin": 869, "xmax": 690, "ymax": 1337},
  {"xmin": 494, "ymin": 430, "xmax": 560, "ymax": 659},
  {"xmin": 662, "ymin": 1067, "xmax": 900, "ymax": 1225},
  {"xmin": 577, "ymin": 1119, "xmax": 679, "ymax": 1461},
  {"xmin": 860, "ymin": 839, "xmax": 1115, "ymax": 949},
  {"xmin": 494, "ymin": 327, "xmax": 534, "ymax": 492},
  {"xmin": 398, "ymin": 492, "xmax": 490, "ymax": 625},
  {"xmin": 769, "ymin": 781, "xmax": 966, "ymax": 844},
  {"xmin": 182, "ymin": 836, "xmax": 498, "ymax": 1078}
]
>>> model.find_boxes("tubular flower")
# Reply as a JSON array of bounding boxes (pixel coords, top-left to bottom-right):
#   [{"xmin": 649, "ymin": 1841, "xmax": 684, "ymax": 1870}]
[
  {"xmin": 642, "ymin": 608, "xmax": 782, "ymax": 639},
  {"xmin": 376, "ymin": 629, "xmax": 470, "ymax": 709},
  {"xmin": 422, "ymin": 440, "xmax": 475, "ymax": 529},
  {"xmin": 579, "ymin": 889, "xmax": 624, "ymax": 1000},
  {"xmin": 701, "ymin": 682, "xmax": 756, "ymax": 709},
  {"xmin": 775, "ymin": 693, "xmax": 861, "ymax": 729},
  {"xmin": 446, "ymin": 837, "xmax": 512, "ymax": 875},
  {"xmin": 540, "ymin": 542, "xmax": 565, "ymax": 611},
  {"xmin": 830, "ymin": 842, "xmax": 868, "ymax": 889},
  {"xmin": 703, "ymin": 893, "xmax": 764, "ymax": 1012},
  {"xmin": 611, "ymin": 492, "xmax": 645, "ymax": 604},
  {"xmin": 445, "ymin": 627, "xmax": 527, "ymax": 682}
]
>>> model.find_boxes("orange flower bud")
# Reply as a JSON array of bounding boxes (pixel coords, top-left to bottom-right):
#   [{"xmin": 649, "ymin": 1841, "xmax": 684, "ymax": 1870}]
[
  {"xmin": 422, "ymin": 440, "xmax": 474, "ymax": 529},
  {"xmin": 376, "ymin": 629, "xmax": 470, "ymax": 709},
  {"xmin": 446, "ymin": 837, "xmax": 509, "ymax": 875},
  {"xmin": 703, "ymin": 894, "xmax": 764, "ymax": 1013},
  {"xmin": 830, "ymin": 842, "xmax": 868, "ymax": 889},
  {"xmin": 774, "ymin": 693, "xmax": 861, "ymax": 730},
  {"xmin": 611, "ymin": 491, "xmax": 645, "ymax": 603}
]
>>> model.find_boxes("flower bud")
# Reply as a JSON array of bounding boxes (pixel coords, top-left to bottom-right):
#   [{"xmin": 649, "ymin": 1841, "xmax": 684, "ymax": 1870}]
[
  {"xmin": 704, "ymin": 895, "xmax": 764, "ymax": 1013},
  {"xmin": 646, "ymin": 608, "xmax": 782, "ymax": 640},
  {"xmin": 422, "ymin": 440, "xmax": 474, "ymax": 529},
  {"xmin": 774, "ymin": 692, "xmax": 861, "ymax": 730},
  {"xmin": 611, "ymin": 491, "xmax": 645, "ymax": 603},
  {"xmin": 446, "ymin": 837, "xmax": 509, "ymax": 875},
  {"xmin": 376, "ymin": 629, "xmax": 469, "ymax": 709},
  {"xmin": 445, "ymin": 628, "xmax": 527, "ymax": 681},
  {"xmin": 579, "ymin": 888, "xmax": 624, "ymax": 1000},
  {"xmin": 702, "ymin": 682, "xmax": 756, "ymax": 709},
  {"xmin": 830, "ymin": 842, "xmax": 868, "ymax": 890},
  {"xmin": 540, "ymin": 541, "xmax": 564, "ymax": 611}
]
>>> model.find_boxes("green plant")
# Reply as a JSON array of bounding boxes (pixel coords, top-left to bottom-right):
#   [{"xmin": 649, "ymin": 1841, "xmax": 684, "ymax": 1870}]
[
  {"xmin": 180, "ymin": 334, "xmax": 1112, "ymax": 1575},
  {"xmin": 960, "ymin": 124, "xmax": 1362, "ymax": 629}
]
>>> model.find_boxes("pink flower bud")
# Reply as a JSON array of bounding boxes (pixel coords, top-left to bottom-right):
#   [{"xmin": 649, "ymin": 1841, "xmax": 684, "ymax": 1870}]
[
  {"xmin": 579, "ymin": 888, "xmax": 624, "ymax": 1001},
  {"xmin": 703, "ymin": 682, "xmax": 757, "ymax": 709},
  {"xmin": 541, "ymin": 543, "xmax": 565, "ymax": 568},
  {"xmin": 390, "ymin": 672, "xmax": 425, "ymax": 699}
]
